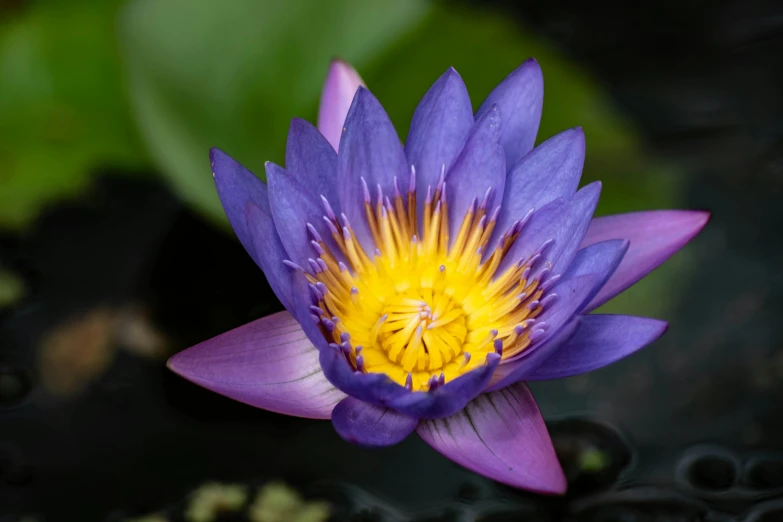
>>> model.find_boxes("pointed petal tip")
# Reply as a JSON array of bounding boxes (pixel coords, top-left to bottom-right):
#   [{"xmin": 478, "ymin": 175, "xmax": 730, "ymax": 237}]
[
  {"xmin": 329, "ymin": 56, "xmax": 350, "ymax": 67},
  {"xmin": 691, "ymin": 209, "xmax": 712, "ymax": 228},
  {"xmin": 520, "ymin": 56, "xmax": 543, "ymax": 74},
  {"xmin": 443, "ymin": 66, "xmax": 464, "ymax": 81},
  {"xmin": 165, "ymin": 353, "xmax": 179, "ymax": 374},
  {"xmin": 164, "ymin": 348, "xmax": 202, "ymax": 383},
  {"xmin": 534, "ymin": 469, "xmax": 568, "ymax": 495},
  {"xmin": 208, "ymin": 147, "xmax": 231, "ymax": 172},
  {"xmin": 319, "ymin": 59, "xmax": 365, "ymax": 150}
]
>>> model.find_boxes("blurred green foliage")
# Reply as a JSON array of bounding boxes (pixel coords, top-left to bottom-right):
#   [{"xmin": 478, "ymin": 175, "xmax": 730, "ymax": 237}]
[
  {"xmin": 0, "ymin": 0, "xmax": 147, "ymax": 228},
  {"xmin": 0, "ymin": 0, "xmax": 685, "ymax": 316},
  {"xmin": 120, "ymin": 0, "xmax": 428, "ymax": 223}
]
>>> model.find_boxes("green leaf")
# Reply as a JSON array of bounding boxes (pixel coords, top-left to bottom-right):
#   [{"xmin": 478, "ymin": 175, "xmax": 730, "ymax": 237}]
[
  {"xmin": 0, "ymin": 1, "xmax": 148, "ymax": 228},
  {"xmin": 120, "ymin": 0, "xmax": 428, "ymax": 222}
]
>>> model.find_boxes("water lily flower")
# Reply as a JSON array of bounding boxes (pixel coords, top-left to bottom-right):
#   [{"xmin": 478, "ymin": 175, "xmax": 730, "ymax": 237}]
[{"xmin": 168, "ymin": 58, "xmax": 708, "ymax": 494}]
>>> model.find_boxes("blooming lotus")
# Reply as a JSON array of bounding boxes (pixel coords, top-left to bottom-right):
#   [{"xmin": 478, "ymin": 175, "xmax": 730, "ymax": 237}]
[{"xmin": 168, "ymin": 58, "xmax": 708, "ymax": 494}]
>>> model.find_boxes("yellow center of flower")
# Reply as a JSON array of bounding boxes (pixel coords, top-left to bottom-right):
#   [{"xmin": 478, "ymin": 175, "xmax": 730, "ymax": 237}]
[{"xmin": 307, "ymin": 173, "xmax": 552, "ymax": 391}]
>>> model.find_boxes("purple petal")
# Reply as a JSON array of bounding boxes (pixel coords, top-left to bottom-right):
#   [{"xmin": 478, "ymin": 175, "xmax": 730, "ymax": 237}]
[
  {"xmin": 520, "ymin": 314, "xmax": 668, "ymax": 380},
  {"xmin": 331, "ymin": 396, "xmax": 418, "ymax": 448},
  {"xmin": 289, "ymin": 270, "xmax": 499, "ymax": 418},
  {"xmin": 491, "ymin": 273, "xmax": 601, "ymax": 390},
  {"xmin": 385, "ymin": 353, "xmax": 501, "ymax": 419},
  {"xmin": 582, "ymin": 210, "xmax": 711, "ymax": 309},
  {"xmin": 317, "ymin": 341, "xmax": 412, "ymax": 407},
  {"xmin": 501, "ymin": 182, "xmax": 601, "ymax": 276},
  {"xmin": 417, "ymin": 382, "xmax": 566, "ymax": 494},
  {"xmin": 531, "ymin": 273, "xmax": 601, "ymax": 346},
  {"xmin": 487, "ymin": 318, "xmax": 580, "ymax": 392},
  {"xmin": 405, "ymin": 67, "xmax": 474, "ymax": 221},
  {"xmin": 476, "ymin": 59, "xmax": 544, "ymax": 169},
  {"xmin": 285, "ymin": 118, "xmax": 340, "ymax": 212},
  {"xmin": 167, "ymin": 311, "xmax": 345, "ymax": 419},
  {"xmin": 493, "ymin": 128, "xmax": 585, "ymax": 245},
  {"xmin": 445, "ymin": 105, "xmax": 506, "ymax": 238},
  {"xmin": 266, "ymin": 162, "xmax": 341, "ymax": 269},
  {"xmin": 289, "ymin": 271, "xmax": 413, "ymax": 406},
  {"xmin": 211, "ymin": 148, "xmax": 270, "ymax": 265},
  {"xmin": 337, "ymin": 87, "xmax": 409, "ymax": 250},
  {"xmin": 317, "ymin": 59, "xmax": 365, "ymax": 151},
  {"xmin": 244, "ymin": 202, "xmax": 294, "ymax": 311},
  {"xmin": 563, "ymin": 239, "xmax": 629, "ymax": 312}
]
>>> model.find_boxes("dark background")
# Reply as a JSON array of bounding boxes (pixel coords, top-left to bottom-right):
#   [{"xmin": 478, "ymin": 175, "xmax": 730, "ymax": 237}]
[{"xmin": 1, "ymin": 0, "xmax": 782, "ymax": 520}]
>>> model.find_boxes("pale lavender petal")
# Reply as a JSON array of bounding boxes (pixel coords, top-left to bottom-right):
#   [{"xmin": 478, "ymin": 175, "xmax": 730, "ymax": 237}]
[
  {"xmin": 331, "ymin": 396, "xmax": 418, "ymax": 448},
  {"xmin": 405, "ymin": 67, "xmax": 474, "ymax": 222},
  {"xmin": 285, "ymin": 118, "xmax": 340, "ymax": 211},
  {"xmin": 337, "ymin": 87, "xmax": 409, "ymax": 250},
  {"xmin": 521, "ymin": 314, "xmax": 668, "ymax": 380},
  {"xmin": 317, "ymin": 59, "xmax": 365, "ymax": 151},
  {"xmin": 167, "ymin": 311, "xmax": 345, "ymax": 419},
  {"xmin": 266, "ymin": 162, "xmax": 341, "ymax": 269},
  {"xmin": 582, "ymin": 210, "xmax": 711, "ymax": 309},
  {"xmin": 244, "ymin": 202, "xmax": 294, "ymax": 311},
  {"xmin": 493, "ymin": 128, "xmax": 585, "ymax": 245},
  {"xmin": 417, "ymin": 382, "xmax": 566, "ymax": 494},
  {"xmin": 211, "ymin": 148, "xmax": 270, "ymax": 265},
  {"xmin": 445, "ymin": 105, "xmax": 505, "ymax": 238},
  {"xmin": 475, "ymin": 59, "xmax": 544, "ymax": 168},
  {"xmin": 563, "ymin": 239, "xmax": 629, "ymax": 312},
  {"xmin": 500, "ymin": 182, "xmax": 601, "ymax": 276}
]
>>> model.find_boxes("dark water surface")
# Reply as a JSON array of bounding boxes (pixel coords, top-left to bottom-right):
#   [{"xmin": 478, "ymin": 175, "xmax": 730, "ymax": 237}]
[{"xmin": 2, "ymin": 0, "xmax": 783, "ymax": 520}]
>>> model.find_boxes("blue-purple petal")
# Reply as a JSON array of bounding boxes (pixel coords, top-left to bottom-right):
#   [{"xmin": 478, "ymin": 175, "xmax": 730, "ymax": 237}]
[
  {"xmin": 500, "ymin": 182, "xmax": 601, "ymax": 276},
  {"xmin": 417, "ymin": 382, "xmax": 566, "ymax": 494},
  {"xmin": 563, "ymin": 239, "xmax": 629, "ymax": 312},
  {"xmin": 331, "ymin": 396, "xmax": 419, "ymax": 448},
  {"xmin": 405, "ymin": 67, "xmax": 474, "ymax": 223},
  {"xmin": 520, "ymin": 314, "xmax": 668, "ymax": 380},
  {"xmin": 445, "ymin": 105, "xmax": 506, "ymax": 238},
  {"xmin": 475, "ymin": 59, "xmax": 544, "ymax": 168},
  {"xmin": 493, "ymin": 128, "xmax": 585, "ymax": 244},
  {"xmin": 167, "ymin": 311, "xmax": 345, "ymax": 419},
  {"xmin": 385, "ymin": 353, "xmax": 501, "ymax": 419},
  {"xmin": 211, "ymin": 148, "xmax": 270, "ymax": 265},
  {"xmin": 285, "ymin": 118, "xmax": 340, "ymax": 212},
  {"xmin": 337, "ymin": 87, "xmax": 409, "ymax": 251},
  {"xmin": 266, "ymin": 162, "xmax": 341, "ymax": 269},
  {"xmin": 289, "ymin": 270, "xmax": 413, "ymax": 406},
  {"xmin": 487, "ymin": 318, "xmax": 581, "ymax": 392},
  {"xmin": 244, "ymin": 202, "xmax": 295, "ymax": 311}
]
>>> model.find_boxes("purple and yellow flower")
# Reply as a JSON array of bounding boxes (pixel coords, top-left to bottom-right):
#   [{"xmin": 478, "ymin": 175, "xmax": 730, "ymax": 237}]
[{"xmin": 168, "ymin": 59, "xmax": 708, "ymax": 494}]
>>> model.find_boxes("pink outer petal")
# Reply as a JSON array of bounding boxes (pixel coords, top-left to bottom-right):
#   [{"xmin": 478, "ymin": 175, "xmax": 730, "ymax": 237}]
[
  {"xmin": 167, "ymin": 311, "xmax": 345, "ymax": 419},
  {"xmin": 581, "ymin": 210, "xmax": 710, "ymax": 310},
  {"xmin": 417, "ymin": 382, "xmax": 566, "ymax": 494},
  {"xmin": 317, "ymin": 59, "xmax": 366, "ymax": 151}
]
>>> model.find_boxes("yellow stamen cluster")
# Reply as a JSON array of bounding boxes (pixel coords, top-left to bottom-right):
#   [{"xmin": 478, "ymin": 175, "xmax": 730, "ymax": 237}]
[{"xmin": 307, "ymin": 173, "xmax": 552, "ymax": 391}]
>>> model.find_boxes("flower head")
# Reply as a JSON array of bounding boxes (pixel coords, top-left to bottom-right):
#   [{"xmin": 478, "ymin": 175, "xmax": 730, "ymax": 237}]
[{"xmin": 168, "ymin": 58, "xmax": 709, "ymax": 494}]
